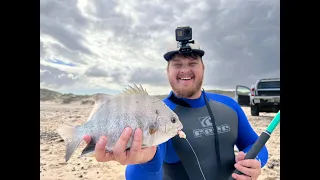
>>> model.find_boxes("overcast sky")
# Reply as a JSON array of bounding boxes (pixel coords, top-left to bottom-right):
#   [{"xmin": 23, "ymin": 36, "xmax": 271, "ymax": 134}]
[{"xmin": 40, "ymin": 0, "xmax": 280, "ymax": 95}]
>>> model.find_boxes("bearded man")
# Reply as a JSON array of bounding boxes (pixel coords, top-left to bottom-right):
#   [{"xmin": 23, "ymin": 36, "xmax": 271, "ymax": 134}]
[{"xmin": 84, "ymin": 40, "xmax": 268, "ymax": 180}]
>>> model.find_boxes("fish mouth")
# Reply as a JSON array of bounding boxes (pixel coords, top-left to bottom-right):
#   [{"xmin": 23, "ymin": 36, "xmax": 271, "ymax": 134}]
[{"xmin": 177, "ymin": 124, "xmax": 183, "ymax": 131}]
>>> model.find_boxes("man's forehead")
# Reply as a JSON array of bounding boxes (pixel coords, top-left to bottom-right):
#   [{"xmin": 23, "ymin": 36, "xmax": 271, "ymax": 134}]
[{"xmin": 170, "ymin": 56, "xmax": 199, "ymax": 62}]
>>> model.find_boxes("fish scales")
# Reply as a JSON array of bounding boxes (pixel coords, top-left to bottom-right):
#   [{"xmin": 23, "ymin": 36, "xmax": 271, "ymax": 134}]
[
  {"xmin": 108, "ymin": 94, "xmax": 147, "ymax": 138},
  {"xmin": 56, "ymin": 84, "xmax": 185, "ymax": 162}
]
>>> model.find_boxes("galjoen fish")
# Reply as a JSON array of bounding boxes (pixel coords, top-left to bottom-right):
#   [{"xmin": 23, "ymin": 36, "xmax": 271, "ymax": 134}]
[{"xmin": 57, "ymin": 84, "xmax": 184, "ymax": 162}]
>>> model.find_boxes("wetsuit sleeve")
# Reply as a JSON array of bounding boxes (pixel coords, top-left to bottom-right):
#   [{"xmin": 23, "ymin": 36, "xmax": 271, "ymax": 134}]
[
  {"xmin": 235, "ymin": 104, "xmax": 269, "ymax": 167},
  {"xmin": 125, "ymin": 142, "xmax": 166, "ymax": 180}
]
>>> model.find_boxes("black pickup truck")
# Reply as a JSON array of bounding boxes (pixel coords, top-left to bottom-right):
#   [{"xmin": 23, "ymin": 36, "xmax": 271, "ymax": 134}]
[{"xmin": 235, "ymin": 78, "xmax": 280, "ymax": 116}]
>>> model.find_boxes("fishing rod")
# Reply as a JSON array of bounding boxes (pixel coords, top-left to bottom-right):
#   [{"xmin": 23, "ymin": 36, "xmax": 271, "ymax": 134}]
[{"xmin": 228, "ymin": 110, "xmax": 280, "ymax": 180}]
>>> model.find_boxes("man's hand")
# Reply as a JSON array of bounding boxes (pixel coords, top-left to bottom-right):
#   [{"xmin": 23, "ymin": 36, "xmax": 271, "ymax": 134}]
[
  {"xmin": 83, "ymin": 127, "xmax": 157, "ymax": 165},
  {"xmin": 232, "ymin": 151, "xmax": 261, "ymax": 180}
]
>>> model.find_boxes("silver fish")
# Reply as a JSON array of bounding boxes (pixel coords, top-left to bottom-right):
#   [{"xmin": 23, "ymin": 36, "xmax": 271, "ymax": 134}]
[{"xmin": 56, "ymin": 84, "xmax": 184, "ymax": 162}]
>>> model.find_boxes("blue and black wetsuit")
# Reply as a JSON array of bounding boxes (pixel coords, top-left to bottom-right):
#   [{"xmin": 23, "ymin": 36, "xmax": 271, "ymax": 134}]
[{"xmin": 126, "ymin": 90, "xmax": 268, "ymax": 180}]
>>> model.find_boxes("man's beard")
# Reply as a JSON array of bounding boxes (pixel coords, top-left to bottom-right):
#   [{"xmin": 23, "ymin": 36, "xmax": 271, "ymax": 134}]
[{"xmin": 170, "ymin": 75, "xmax": 204, "ymax": 98}]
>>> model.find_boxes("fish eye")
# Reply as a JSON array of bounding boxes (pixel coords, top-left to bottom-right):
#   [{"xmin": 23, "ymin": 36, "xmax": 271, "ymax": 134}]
[{"xmin": 171, "ymin": 117, "xmax": 176, "ymax": 123}]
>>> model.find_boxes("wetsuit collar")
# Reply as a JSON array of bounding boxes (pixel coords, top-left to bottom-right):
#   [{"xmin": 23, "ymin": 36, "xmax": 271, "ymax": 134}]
[{"xmin": 168, "ymin": 90, "xmax": 206, "ymax": 108}]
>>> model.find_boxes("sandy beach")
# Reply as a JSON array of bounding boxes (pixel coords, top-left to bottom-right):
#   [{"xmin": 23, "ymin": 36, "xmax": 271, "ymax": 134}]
[{"xmin": 40, "ymin": 101, "xmax": 280, "ymax": 180}]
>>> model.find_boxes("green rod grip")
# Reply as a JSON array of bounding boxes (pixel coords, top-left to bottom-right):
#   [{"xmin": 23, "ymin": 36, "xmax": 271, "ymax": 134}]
[
  {"xmin": 266, "ymin": 110, "xmax": 280, "ymax": 133},
  {"xmin": 228, "ymin": 110, "xmax": 280, "ymax": 180}
]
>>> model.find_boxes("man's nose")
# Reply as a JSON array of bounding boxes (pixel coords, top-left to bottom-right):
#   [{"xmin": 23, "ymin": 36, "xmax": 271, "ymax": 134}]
[{"xmin": 180, "ymin": 66, "xmax": 191, "ymax": 73}]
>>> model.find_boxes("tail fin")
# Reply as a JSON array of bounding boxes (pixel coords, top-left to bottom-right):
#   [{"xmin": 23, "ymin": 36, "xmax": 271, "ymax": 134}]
[{"xmin": 56, "ymin": 124, "xmax": 82, "ymax": 162}]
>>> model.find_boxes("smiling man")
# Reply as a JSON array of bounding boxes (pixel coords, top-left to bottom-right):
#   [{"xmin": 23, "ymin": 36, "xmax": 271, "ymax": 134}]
[
  {"xmin": 165, "ymin": 43, "xmax": 205, "ymax": 99},
  {"xmin": 83, "ymin": 33, "xmax": 269, "ymax": 180}
]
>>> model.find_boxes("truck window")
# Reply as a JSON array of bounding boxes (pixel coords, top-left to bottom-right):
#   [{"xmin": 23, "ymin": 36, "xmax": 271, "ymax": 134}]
[
  {"xmin": 237, "ymin": 86, "xmax": 250, "ymax": 95},
  {"xmin": 257, "ymin": 81, "xmax": 280, "ymax": 89}
]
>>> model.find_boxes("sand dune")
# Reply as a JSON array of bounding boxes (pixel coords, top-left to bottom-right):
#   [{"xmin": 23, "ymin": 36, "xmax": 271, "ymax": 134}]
[{"xmin": 40, "ymin": 102, "xmax": 280, "ymax": 180}]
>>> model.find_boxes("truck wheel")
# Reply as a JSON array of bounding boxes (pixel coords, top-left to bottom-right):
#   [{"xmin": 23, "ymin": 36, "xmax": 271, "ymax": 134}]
[{"xmin": 251, "ymin": 105, "xmax": 259, "ymax": 116}]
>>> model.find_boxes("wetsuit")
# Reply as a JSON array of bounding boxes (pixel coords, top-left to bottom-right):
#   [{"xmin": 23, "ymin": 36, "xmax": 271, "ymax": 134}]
[{"xmin": 125, "ymin": 90, "xmax": 268, "ymax": 180}]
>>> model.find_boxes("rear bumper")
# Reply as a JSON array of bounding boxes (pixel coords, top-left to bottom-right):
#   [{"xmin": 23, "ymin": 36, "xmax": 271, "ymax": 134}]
[{"xmin": 251, "ymin": 96, "xmax": 280, "ymax": 105}]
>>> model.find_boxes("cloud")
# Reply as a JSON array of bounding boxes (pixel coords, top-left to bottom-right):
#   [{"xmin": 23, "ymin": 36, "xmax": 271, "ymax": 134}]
[
  {"xmin": 40, "ymin": 0, "xmax": 280, "ymax": 95},
  {"xmin": 129, "ymin": 67, "xmax": 168, "ymax": 86},
  {"xmin": 40, "ymin": 64, "xmax": 82, "ymax": 89},
  {"xmin": 84, "ymin": 65, "xmax": 109, "ymax": 78}
]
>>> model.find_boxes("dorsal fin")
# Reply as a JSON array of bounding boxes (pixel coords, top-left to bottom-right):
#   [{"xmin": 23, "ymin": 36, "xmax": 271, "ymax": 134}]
[{"xmin": 117, "ymin": 83, "xmax": 148, "ymax": 96}]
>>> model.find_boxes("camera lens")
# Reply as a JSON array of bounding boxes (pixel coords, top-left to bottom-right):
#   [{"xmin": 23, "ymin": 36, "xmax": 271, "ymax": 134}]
[{"xmin": 185, "ymin": 29, "xmax": 190, "ymax": 35}]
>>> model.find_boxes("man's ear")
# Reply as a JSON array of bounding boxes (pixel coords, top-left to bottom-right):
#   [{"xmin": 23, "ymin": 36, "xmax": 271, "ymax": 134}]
[{"xmin": 201, "ymin": 60, "xmax": 205, "ymax": 70}]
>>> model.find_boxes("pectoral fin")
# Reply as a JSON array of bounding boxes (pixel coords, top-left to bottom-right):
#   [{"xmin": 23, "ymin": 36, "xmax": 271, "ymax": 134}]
[{"xmin": 80, "ymin": 140, "xmax": 96, "ymax": 157}]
